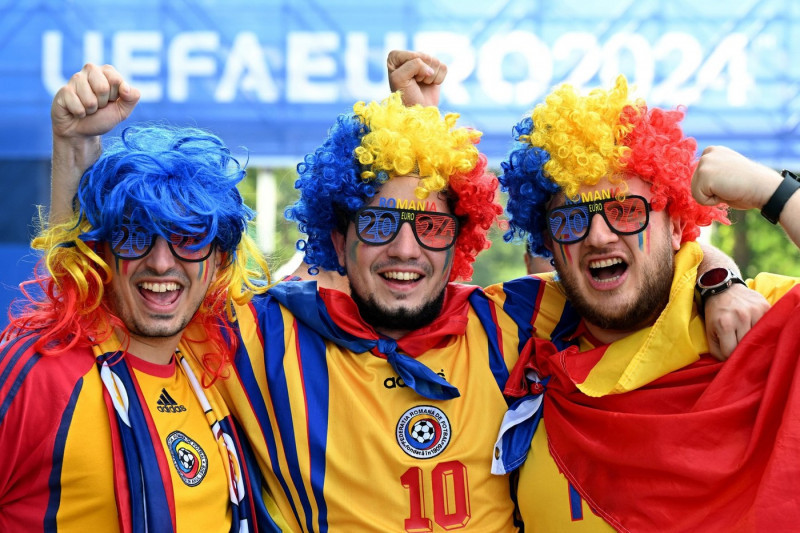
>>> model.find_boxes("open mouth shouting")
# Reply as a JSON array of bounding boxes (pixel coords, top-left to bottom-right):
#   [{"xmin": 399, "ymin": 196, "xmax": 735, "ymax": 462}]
[{"xmin": 587, "ymin": 257, "xmax": 628, "ymax": 287}]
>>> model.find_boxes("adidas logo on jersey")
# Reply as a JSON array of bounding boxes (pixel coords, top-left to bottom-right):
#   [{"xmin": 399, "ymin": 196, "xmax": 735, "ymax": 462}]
[{"xmin": 157, "ymin": 389, "xmax": 187, "ymax": 413}]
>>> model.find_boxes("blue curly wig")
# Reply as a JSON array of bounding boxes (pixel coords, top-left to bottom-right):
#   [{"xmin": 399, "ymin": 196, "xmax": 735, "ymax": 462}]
[
  {"xmin": 286, "ymin": 92, "xmax": 502, "ymax": 281},
  {"xmin": 499, "ymin": 76, "xmax": 728, "ymax": 258}
]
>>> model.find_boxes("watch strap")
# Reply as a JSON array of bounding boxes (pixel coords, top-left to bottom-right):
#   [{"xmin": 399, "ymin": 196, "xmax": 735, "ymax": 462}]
[{"xmin": 761, "ymin": 170, "xmax": 800, "ymax": 224}]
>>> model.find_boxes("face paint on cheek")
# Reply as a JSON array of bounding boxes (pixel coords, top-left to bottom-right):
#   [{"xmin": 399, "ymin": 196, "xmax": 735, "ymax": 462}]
[
  {"xmin": 197, "ymin": 259, "xmax": 207, "ymax": 282},
  {"xmin": 638, "ymin": 226, "xmax": 650, "ymax": 253},
  {"xmin": 558, "ymin": 243, "xmax": 571, "ymax": 265},
  {"xmin": 114, "ymin": 257, "xmax": 130, "ymax": 275},
  {"xmin": 443, "ymin": 246, "xmax": 455, "ymax": 279},
  {"xmin": 347, "ymin": 239, "xmax": 360, "ymax": 266}
]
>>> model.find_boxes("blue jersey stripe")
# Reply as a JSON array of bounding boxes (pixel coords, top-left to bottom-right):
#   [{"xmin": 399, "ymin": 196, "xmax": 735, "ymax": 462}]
[
  {"xmin": 468, "ymin": 289, "xmax": 510, "ymax": 393},
  {"xmin": 294, "ymin": 320, "xmax": 330, "ymax": 532},
  {"xmin": 260, "ymin": 317, "xmax": 317, "ymax": 532},
  {"xmin": 500, "ymin": 277, "xmax": 542, "ymax": 349},
  {"xmin": 44, "ymin": 377, "xmax": 83, "ymax": 531},
  {"xmin": 0, "ymin": 335, "xmax": 40, "ymax": 424},
  {"xmin": 239, "ymin": 296, "xmax": 305, "ymax": 530}
]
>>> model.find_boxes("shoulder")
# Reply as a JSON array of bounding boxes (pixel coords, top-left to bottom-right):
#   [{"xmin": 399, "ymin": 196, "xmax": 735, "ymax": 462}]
[
  {"xmin": 748, "ymin": 273, "xmax": 800, "ymax": 305},
  {"xmin": 0, "ymin": 335, "xmax": 96, "ymax": 408}
]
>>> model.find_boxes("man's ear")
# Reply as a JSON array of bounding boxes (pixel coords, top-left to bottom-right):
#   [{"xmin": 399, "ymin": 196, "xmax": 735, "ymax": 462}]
[
  {"xmin": 330, "ymin": 229, "xmax": 347, "ymax": 268},
  {"xmin": 669, "ymin": 216, "xmax": 685, "ymax": 251}
]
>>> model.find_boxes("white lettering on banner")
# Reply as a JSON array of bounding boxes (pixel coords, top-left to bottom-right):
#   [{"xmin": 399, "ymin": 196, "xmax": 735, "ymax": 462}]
[
  {"xmin": 287, "ymin": 32, "xmax": 339, "ymax": 102},
  {"xmin": 478, "ymin": 30, "xmax": 552, "ymax": 105},
  {"xmin": 168, "ymin": 32, "xmax": 219, "ymax": 102},
  {"xmin": 113, "ymin": 31, "xmax": 163, "ymax": 101},
  {"xmin": 412, "ymin": 31, "xmax": 474, "ymax": 105},
  {"xmin": 345, "ymin": 32, "xmax": 407, "ymax": 101},
  {"xmin": 40, "ymin": 29, "xmax": 755, "ymax": 107},
  {"xmin": 42, "ymin": 31, "xmax": 103, "ymax": 94},
  {"xmin": 216, "ymin": 32, "xmax": 279, "ymax": 102},
  {"xmin": 553, "ymin": 32, "xmax": 602, "ymax": 91}
]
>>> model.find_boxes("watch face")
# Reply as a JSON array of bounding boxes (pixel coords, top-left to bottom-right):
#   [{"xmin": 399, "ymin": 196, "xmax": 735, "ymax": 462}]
[{"xmin": 699, "ymin": 267, "xmax": 730, "ymax": 288}]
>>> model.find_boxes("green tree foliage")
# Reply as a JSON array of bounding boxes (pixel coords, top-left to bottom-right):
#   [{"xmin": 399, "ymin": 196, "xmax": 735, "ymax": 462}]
[{"xmin": 711, "ymin": 210, "xmax": 800, "ymax": 279}]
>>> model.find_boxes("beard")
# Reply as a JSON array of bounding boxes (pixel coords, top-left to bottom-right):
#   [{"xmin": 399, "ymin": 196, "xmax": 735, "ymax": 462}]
[
  {"xmin": 350, "ymin": 284, "xmax": 447, "ymax": 333},
  {"xmin": 555, "ymin": 231, "xmax": 675, "ymax": 332}
]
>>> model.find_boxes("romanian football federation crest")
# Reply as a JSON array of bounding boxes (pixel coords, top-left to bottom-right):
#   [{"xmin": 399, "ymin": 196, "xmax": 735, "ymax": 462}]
[
  {"xmin": 167, "ymin": 431, "xmax": 208, "ymax": 486},
  {"xmin": 396, "ymin": 405, "xmax": 451, "ymax": 459}
]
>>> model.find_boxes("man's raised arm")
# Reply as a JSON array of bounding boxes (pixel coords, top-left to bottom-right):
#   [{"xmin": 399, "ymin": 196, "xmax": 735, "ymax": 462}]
[
  {"xmin": 50, "ymin": 63, "xmax": 140, "ymax": 223},
  {"xmin": 693, "ymin": 145, "xmax": 800, "ymax": 248}
]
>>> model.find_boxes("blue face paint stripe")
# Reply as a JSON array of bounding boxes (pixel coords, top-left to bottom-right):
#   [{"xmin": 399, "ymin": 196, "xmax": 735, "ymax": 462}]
[{"xmin": 45, "ymin": 377, "xmax": 83, "ymax": 530}]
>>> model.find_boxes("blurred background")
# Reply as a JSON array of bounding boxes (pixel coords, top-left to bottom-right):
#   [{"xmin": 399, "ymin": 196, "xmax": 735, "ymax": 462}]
[{"xmin": 1, "ymin": 0, "xmax": 799, "ymax": 326}]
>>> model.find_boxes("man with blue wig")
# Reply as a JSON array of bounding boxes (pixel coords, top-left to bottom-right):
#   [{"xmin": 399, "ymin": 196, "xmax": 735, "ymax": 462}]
[
  {"xmin": 487, "ymin": 75, "xmax": 800, "ymax": 530},
  {"xmin": 0, "ymin": 68, "xmax": 276, "ymax": 532}
]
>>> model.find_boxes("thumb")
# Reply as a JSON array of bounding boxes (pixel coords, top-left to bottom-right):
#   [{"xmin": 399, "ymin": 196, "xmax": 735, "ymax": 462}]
[{"xmin": 117, "ymin": 82, "xmax": 141, "ymax": 118}]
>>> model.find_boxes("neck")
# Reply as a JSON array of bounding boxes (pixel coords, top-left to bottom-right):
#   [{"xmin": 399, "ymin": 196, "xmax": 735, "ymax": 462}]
[
  {"xmin": 114, "ymin": 327, "xmax": 181, "ymax": 365},
  {"xmin": 583, "ymin": 309, "xmax": 660, "ymax": 345},
  {"xmin": 375, "ymin": 327, "xmax": 412, "ymax": 340}
]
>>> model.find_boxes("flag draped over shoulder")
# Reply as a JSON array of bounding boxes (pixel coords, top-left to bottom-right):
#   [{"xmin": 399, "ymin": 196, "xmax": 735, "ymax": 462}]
[{"xmin": 541, "ymin": 284, "xmax": 800, "ymax": 532}]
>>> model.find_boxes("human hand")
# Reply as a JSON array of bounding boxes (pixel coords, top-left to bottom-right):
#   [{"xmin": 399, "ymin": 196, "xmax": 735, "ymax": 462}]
[
  {"xmin": 50, "ymin": 64, "xmax": 140, "ymax": 223},
  {"xmin": 703, "ymin": 282, "xmax": 770, "ymax": 360},
  {"xmin": 692, "ymin": 146, "xmax": 783, "ymax": 211},
  {"xmin": 51, "ymin": 63, "xmax": 140, "ymax": 140},
  {"xmin": 387, "ymin": 50, "xmax": 447, "ymax": 107}
]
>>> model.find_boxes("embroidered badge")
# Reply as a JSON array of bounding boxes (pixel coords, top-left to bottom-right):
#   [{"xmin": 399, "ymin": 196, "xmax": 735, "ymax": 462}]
[
  {"xmin": 167, "ymin": 431, "xmax": 208, "ymax": 486},
  {"xmin": 396, "ymin": 405, "xmax": 451, "ymax": 459}
]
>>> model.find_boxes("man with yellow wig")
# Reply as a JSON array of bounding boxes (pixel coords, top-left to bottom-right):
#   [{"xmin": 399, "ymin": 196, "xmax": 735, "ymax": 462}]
[{"xmin": 491, "ymin": 76, "xmax": 800, "ymax": 530}]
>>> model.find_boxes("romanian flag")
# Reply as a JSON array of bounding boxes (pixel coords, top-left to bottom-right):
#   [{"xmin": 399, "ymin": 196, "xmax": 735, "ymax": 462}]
[{"xmin": 541, "ymin": 283, "xmax": 800, "ymax": 532}]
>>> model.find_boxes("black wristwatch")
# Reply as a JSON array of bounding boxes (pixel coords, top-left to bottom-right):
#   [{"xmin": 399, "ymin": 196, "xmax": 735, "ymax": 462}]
[
  {"xmin": 761, "ymin": 170, "xmax": 800, "ymax": 224},
  {"xmin": 696, "ymin": 267, "xmax": 746, "ymax": 305}
]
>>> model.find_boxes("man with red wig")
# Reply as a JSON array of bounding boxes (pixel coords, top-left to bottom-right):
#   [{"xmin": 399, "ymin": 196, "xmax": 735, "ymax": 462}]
[
  {"xmin": 490, "ymin": 76, "xmax": 800, "ymax": 530},
  {"xmin": 0, "ymin": 71, "xmax": 276, "ymax": 531}
]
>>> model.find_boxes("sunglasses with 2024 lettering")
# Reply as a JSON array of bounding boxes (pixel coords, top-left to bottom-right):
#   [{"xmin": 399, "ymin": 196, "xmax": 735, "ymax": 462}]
[
  {"xmin": 546, "ymin": 195, "xmax": 650, "ymax": 244},
  {"xmin": 110, "ymin": 224, "xmax": 214, "ymax": 262},
  {"xmin": 352, "ymin": 206, "xmax": 459, "ymax": 251}
]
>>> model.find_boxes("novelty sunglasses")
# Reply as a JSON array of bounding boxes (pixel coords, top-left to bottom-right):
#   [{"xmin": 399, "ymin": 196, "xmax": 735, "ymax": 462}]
[
  {"xmin": 546, "ymin": 195, "xmax": 650, "ymax": 244},
  {"xmin": 110, "ymin": 224, "xmax": 214, "ymax": 262},
  {"xmin": 353, "ymin": 206, "xmax": 459, "ymax": 251}
]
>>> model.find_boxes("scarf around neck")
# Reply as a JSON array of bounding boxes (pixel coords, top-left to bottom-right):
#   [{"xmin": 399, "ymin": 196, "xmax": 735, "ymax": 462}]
[{"xmin": 267, "ymin": 281, "xmax": 480, "ymax": 401}]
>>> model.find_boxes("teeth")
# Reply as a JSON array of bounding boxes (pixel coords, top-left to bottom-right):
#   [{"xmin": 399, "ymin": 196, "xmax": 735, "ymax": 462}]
[
  {"xmin": 588, "ymin": 258, "xmax": 623, "ymax": 269},
  {"xmin": 383, "ymin": 271, "xmax": 421, "ymax": 281},
  {"xmin": 140, "ymin": 281, "xmax": 180, "ymax": 293},
  {"xmin": 593, "ymin": 275, "xmax": 621, "ymax": 283}
]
